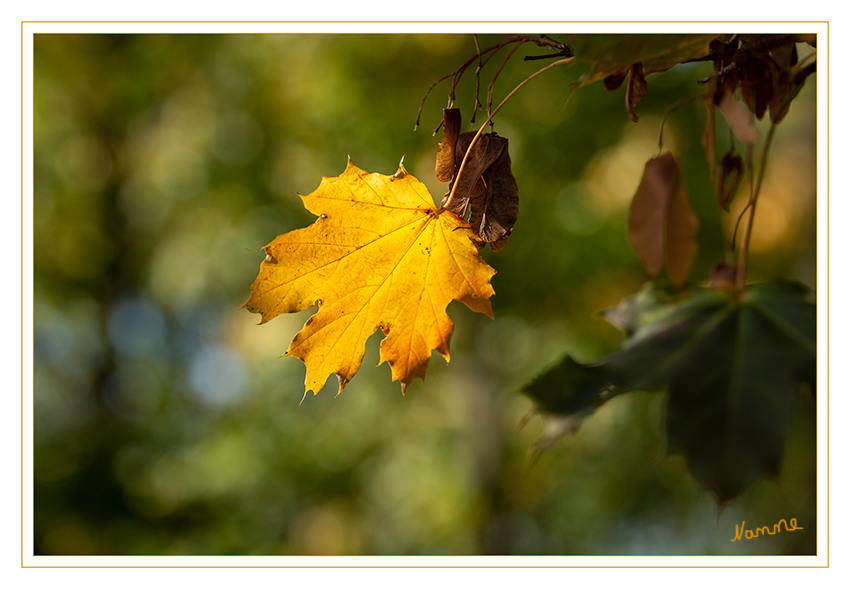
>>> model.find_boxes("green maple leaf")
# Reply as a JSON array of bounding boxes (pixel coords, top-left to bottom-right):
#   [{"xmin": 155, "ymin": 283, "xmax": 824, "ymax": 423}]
[{"xmin": 524, "ymin": 281, "xmax": 816, "ymax": 502}]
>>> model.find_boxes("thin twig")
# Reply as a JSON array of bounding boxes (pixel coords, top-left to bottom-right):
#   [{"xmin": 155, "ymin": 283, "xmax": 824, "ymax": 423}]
[
  {"xmin": 414, "ymin": 35, "xmax": 571, "ymax": 131},
  {"xmin": 735, "ymin": 122, "xmax": 777, "ymax": 291},
  {"xmin": 448, "ymin": 38, "xmax": 525, "ymax": 111},
  {"xmin": 729, "ymin": 201, "xmax": 752, "ymax": 252},
  {"xmin": 657, "ymin": 93, "xmax": 704, "ymax": 151},
  {"xmin": 415, "ymin": 72, "xmax": 456, "ymax": 131},
  {"xmin": 487, "ymin": 42, "xmax": 525, "ymax": 131},
  {"xmin": 471, "ymin": 35, "xmax": 483, "ymax": 125}
]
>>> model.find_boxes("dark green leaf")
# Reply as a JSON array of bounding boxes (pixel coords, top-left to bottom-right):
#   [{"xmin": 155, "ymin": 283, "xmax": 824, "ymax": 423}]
[
  {"xmin": 566, "ymin": 34, "xmax": 717, "ymax": 88},
  {"xmin": 523, "ymin": 281, "xmax": 816, "ymax": 502}
]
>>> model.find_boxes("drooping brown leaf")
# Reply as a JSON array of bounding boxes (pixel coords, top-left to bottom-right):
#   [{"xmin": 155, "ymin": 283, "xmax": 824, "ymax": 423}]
[
  {"xmin": 603, "ymin": 67, "xmax": 629, "ymax": 91},
  {"xmin": 771, "ymin": 40, "xmax": 798, "ymax": 69},
  {"xmin": 629, "ymin": 154, "xmax": 677, "ymax": 277},
  {"xmin": 442, "ymin": 132, "xmax": 505, "ymax": 218},
  {"xmin": 604, "ymin": 62, "xmax": 649, "ymax": 122},
  {"xmin": 747, "ymin": 36, "xmax": 807, "ymax": 123},
  {"xmin": 436, "ymin": 114, "xmax": 519, "ymax": 252},
  {"xmin": 468, "ymin": 140, "xmax": 519, "ymax": 253},
  {"xmin": 628, "ymin": 153, "xmax": 699, "ymax": 286},
  {"xmin": 706, "ymin": 35, "xmax": 814, "ymax": 124},
  {"xmin": 666, "ymin": 176, "xmax": 700, "ymax": 286},
  {"xmin": 717, "ymin": 88, "xmax": 759, "ymax": 144},
  {"xmin": 770, "ymin": 57, "xmax": 816, "ymax": 124},
  {"xmin": 740, "ymin": 56, "xmax": 772, "ymax": 120},
  {"xmin": 625, "ymin": 63, "xmax": 648, "ymax": 122},
  {"xmin": 435, "ymin": 108, "xmax": 461, "ymax": 182},
  {"xmin": 716, "ymin": 150, "xmax": 744, "ymax": 212}
]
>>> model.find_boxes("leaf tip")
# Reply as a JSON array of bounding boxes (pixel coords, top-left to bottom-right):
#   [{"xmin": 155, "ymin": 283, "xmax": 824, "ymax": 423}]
[
  {"xmin": 336, "ymin": 373, "xmax": 350, "ymax": 394},
  {"xmin": 394, "ymin": 156, "xmax": 409, "ymax": 179},
  {"xmin": 344, "ymin": 155, "xmax": 359, "ymax": 174}
]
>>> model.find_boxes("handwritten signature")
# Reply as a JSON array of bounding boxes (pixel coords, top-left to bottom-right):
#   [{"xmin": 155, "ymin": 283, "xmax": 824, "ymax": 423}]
[{"xmin": 730, "ymin": 518, "xmax": 804, "ymax": 542}]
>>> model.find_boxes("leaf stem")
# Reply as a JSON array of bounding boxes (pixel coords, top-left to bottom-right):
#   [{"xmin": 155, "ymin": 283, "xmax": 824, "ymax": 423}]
[
  {"xmin": 735, "ymin": 122, "xmax": 777, "ymax": 291},
  {"xmin": 440, "ymin": 56, "xmax": 574, "ymax": 213},
  {"xmin": 415, "ymin": 35, "xmax": 571, "ymax": 131},
  {"xmin": 657, "ymin": 93, "xmax": 703, "ymax": 151},
  {"xmin": 486, "ymin": 42, "xmax": 525, "ymax": 131},
  {"xmin": 470, "ymin": 34, "xmax": 483, "ymax": 124}
]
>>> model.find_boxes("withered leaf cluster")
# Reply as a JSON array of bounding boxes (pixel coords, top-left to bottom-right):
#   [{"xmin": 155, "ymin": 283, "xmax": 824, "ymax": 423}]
[
  {"xmin": 436, "ymin": 108, "xmax": 519, "ymax": 252},
  {"xmin": 604, "ymin": 62, "xmax": 648, "ymax": 122},
  {"xmin": 702, "ymin": 34, "xmax": 815, "ymax": 207},
  {"xmin": 707, "ymin": 34, "xmax": 815, "ymax": 125}
]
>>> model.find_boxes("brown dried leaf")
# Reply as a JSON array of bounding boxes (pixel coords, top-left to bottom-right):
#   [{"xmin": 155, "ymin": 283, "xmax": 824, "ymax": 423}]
[
  {"xmin": 717, "ymin": 151, "xmax": 744, "ymax": 212},
  {"xmin": 625, "ymin": 63, "xmax": 648, "ymax": 122},
  {"xmin": 771, "ymin": 41, "xmax": 798, "ymax": 69},
  {"xmin": 740, "ymin": 57, "xmax": 772, "ymax": 120},
  {"xmin": 604, "ymin": 63, "xmax": 649, "ymax": 122},
  {"xmin": 629, "ymin": 155, "xmax": 677, "ymax": 276},
  {"xmin": 604, "ymin": 67, "xmax": 629, "ymax": 91},
  {"xmin": 629, "ymin": 153, "xmax": 699, "ymax": 286},
  {"xmin": 435, "ymin": 108, "xmax": 462, "ymax": 182},
  {"xmin": 717, "ymin": 88, "xmax": 759, "ymax": 144},
  {"xmin": 441, "ymin": 131, "xmax": 503, "ymax": 217},
  {"xmin": 770, "ymin": 54, "xmax": 815, "ymax": 125},
  {"xmin": 468, "ymin": 139, "xmax": 519, "ymax": 252},
  {"xmin": 666, "ymin": 179, "xmax": 699, "ymax": 286}
]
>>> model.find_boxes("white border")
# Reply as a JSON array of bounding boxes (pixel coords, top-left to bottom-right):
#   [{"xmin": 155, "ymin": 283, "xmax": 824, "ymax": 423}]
[{"xmin": 17, "ymin": 20, "xmax": 830, "ymax": 572}]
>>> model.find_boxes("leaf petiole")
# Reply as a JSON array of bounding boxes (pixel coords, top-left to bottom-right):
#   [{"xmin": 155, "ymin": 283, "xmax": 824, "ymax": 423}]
[
  {"xmin": 735, "ymin": 122, "xmax": 777, "ymax": 291},
  {"xmin": 657, "ymin": 93, "xmax": 703, "ymax": 152}
]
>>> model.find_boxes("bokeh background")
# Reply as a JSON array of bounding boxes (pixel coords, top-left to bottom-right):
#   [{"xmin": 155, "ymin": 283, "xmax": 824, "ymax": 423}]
[{"xmin": 32, "ymin": 33, "xmax": 817, "ymax": 556}]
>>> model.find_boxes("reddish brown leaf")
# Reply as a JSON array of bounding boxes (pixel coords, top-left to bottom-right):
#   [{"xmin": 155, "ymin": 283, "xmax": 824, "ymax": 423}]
[
  {"xmin": 771, "ymin": 41, "xmax": 798, "ymax": 69},
  {"xmin": 629, "ymin": 153, "xmax": 699, "ymax": 286},
  {"xmin": 625, "ymin": 63, "xmax": 648, "ymax": 122},
  {"xmin": 740, "ymin": 57, "xmax": 772, "ymax": 120},
  {"xmin": 666, "ymin": 179, "xmax": 699, "ymax": 286},
  {"xmin": 603, "ymin": 62, "xmax": 650, "ymax": 122},
  {"xmin": 604, "ymin": 67, "xmax": 629, "ymax": 91},
  {"xmin": 629, "ymin": 155, "xmax": 677, "ymax": 277},
  {"xmin": 468, "ymin": 139, "xmax": 519, "ymax": 253},
  {"xmin": 771, "ymin": 53, "xmax": 815, "ymax": 125},
  {"xmin": 717, "ymin": 151, "xmax": 743, "ymax": 212},
  {"xmin": 442, "ymin": 132, "xmax": 505, "ymax": 219}
]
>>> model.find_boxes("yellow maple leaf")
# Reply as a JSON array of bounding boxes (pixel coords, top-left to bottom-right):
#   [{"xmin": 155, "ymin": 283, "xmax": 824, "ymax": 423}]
[{"xmin": 243, "ymin": 158, "xmax": 496, "ymax": 395}]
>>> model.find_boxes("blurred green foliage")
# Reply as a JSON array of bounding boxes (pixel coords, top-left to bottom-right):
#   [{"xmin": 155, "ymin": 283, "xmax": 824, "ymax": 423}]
[{"xmin": 33, "ymin": 33, "xmax": 816, "ymax": 556}]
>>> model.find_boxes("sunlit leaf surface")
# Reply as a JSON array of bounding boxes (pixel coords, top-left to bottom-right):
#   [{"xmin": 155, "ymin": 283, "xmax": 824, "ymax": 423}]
[{"xmin": 244, "ymin": 159, "xmax": 496, "ymax": 394}]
